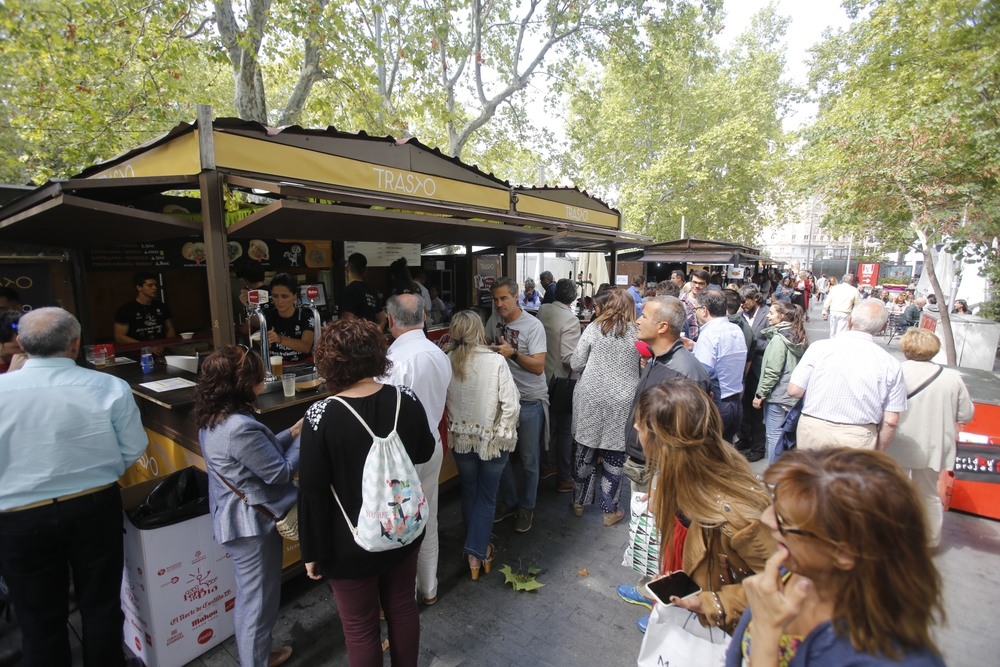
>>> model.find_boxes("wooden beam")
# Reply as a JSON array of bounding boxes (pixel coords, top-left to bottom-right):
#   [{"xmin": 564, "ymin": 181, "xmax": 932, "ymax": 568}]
[
  {"xmin": 197, "ymin": 109, "xmax": 234, "ymax": 349},
  {"xmin": 504, "ymin": 245, "xmax": 517, "ymax": 279}
]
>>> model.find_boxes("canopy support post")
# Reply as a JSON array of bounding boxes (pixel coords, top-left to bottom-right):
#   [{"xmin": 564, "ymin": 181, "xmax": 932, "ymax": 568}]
[
  {"xmin": 610, "ymin": 250, "xmax": 618, "ymax": 287},
  {"xmin": 504, "ymin": 245, "xmax": 517, "ymax": 279},
  {"xmin": 197, "ymin": 106, "xmax": 235, "ymax": 349}
]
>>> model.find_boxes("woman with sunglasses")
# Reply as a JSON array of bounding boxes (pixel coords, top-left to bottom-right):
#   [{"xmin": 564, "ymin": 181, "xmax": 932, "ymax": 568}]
[
  {"xmin": 635, "ymin": 380, "xmax": 776, "ymax": 634},
  {"xmin": 730, "ymin": 448, "xmax": 945, "ymax": 666},
  {"xmin": 193, "ymin": 346, "xmax": 302, "ymax": 667},
  {"xmin": 265, "ymin": 273, "xmax": 315, "ymax": 364}
]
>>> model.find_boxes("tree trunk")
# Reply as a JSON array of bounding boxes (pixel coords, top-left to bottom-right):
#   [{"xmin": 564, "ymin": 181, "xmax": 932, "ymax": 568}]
[{"xmin": 922, "ymin": 244, "xmax": 957, "ymax": 365}]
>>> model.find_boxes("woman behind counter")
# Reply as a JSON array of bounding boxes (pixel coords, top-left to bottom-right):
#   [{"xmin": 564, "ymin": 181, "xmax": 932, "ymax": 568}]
[
  {"xmin": 266, "ymin": 273, "xmax": 315, "ymax": 364},
  {"xmin": 299, "ymin": 319, "xmax": 435, "ymax": 667},
  {"xmin": 193, "ymin": 345, "xmax": 301, "ymax": 667}
]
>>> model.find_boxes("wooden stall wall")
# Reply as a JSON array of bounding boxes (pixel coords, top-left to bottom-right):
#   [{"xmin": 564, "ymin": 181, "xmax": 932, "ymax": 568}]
[{"xmin": 87, "ymin": 270, "xmax": 211, "ymax": 343}]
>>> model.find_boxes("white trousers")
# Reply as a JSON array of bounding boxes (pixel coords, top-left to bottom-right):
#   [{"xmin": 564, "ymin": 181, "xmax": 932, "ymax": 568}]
[
  {"xmin": 828, "ymin": 312, "xmax": 850, "ymax": 338},
  {"xmin": 907, "ymin": 467, "xmax": 944, "ymax": 548},
  {"xmin": 414, "ymin": 439, "xmax": 443, "ymax": 599}
]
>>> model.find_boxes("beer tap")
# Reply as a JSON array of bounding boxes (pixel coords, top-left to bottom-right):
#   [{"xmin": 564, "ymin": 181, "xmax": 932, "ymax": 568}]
[{"xmin": 247, "ymin": 289, "xmax": 276, "ymax": 383}]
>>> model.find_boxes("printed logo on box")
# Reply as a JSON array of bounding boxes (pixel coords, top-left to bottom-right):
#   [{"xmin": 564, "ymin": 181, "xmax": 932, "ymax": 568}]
[
  {"xmin": 134, "ymin": 637, "xmax": 142, "ymax": 652},
  {"xmin": 166, "ymin": 630, "xmax": 185, "ymax": 646},
  {"xmin": 225, "ymin": 598, "xmax": 235, "ymax": 612},
  {"xmin": 161, "ymin": 575, "xmax": 180, "ymax": 589},
  {"xmin": 183, "ymin": 568, "xmax": 219, "ymax": 602},
  {"xmin": 157, "ymin": 562, "xmax": 182, "ymax": 577},
  {"xmin": 198, "ymin": 628, "xmax": 215, "ymax": 645},
  {"xmin": 145, "ymin": 632, "xmax": 152, "ymax": 646},
  {"xmin": 191, "ymin": 550, "xmax": 206, "ymax": 565}
]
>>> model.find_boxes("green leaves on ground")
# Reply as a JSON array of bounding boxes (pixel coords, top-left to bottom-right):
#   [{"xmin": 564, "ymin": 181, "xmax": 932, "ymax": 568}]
[{"xmin": 500, "ymin": 563, "xmax": 544, "ymax": 592}]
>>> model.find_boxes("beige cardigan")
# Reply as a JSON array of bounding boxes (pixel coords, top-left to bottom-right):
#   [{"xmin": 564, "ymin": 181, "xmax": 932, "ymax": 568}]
[
  {"xmin": 446, "ymin": 347, "xmax": 521, "ymax": 460},
  {"xmin": 887, "ymin": 360, "xmax": 975, "ymax": 471}
]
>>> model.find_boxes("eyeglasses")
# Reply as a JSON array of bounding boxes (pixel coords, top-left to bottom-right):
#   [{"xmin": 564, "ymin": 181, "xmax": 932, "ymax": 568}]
[{"xmin": 765, "ymin": 483, "xmax": 821, "ymax": 540}]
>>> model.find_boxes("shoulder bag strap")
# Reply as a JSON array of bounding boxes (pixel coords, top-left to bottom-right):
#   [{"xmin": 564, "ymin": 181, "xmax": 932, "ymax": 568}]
[
  {"xmin": 209, "ymin": 468, "xmax": 279, "ymax": 521},
  {"xmin": 326, "ymin": 389, "xmax": 387, "ymax": 535},
  {"xmin": 907, "ymin": 366, "xmax": 944, "ymax": 399}
]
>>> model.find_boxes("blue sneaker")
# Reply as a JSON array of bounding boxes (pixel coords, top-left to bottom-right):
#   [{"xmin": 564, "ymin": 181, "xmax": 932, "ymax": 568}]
[
  {"xmin": 617, "ymin": 584, "xmax": 653, "ymax": 610},
  {"xmin": 637, "ymin": 614, "xmax": 649, "ymax": 634}
]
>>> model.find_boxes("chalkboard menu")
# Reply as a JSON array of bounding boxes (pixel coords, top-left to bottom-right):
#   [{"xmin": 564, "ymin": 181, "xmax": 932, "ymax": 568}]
[{"xmin": 86, "ymin": 239, "xmax": 333, "ymax": 271}]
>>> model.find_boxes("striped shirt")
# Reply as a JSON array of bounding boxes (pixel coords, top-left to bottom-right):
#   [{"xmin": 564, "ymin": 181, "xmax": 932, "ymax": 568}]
[{"xmin": 789, "ymin": 331, "xmax": 907, "ymax": 425}]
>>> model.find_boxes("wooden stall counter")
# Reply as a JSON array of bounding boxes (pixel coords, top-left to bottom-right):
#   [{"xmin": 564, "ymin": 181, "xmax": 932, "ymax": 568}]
[{"xmin": 98, "ymin": 359, "xmax": 330, "ymax": 572}]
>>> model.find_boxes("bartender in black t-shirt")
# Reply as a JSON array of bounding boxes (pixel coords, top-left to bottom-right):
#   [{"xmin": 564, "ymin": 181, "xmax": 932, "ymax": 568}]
[
  {"xmin": 339, "ymin": 253, "xmax": 386, "ymax": 328},
  {"xmin": 114, "ymin": 272, "xmax": 176, "ymax": 353},
  {"xmin": 266, "ymin": 273, "xmax": 315, "ymax": 364}
]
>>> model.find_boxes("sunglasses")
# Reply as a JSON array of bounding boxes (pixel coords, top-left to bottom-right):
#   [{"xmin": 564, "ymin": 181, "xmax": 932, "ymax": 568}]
[{"xmin": 765, "ymin": 483, "xmax": 821, "ymax": 540}]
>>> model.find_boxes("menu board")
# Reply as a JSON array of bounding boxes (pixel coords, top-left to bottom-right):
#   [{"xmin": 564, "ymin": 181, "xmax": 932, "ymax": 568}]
[
  {"xmin": 86, "ymin": 239, "xmax": 333, "ymax": 271},
  {"xmin": 474, "ymin": 255, "xmax": 501, "ymax": 306},
  {"xmin": 343, "ymin": 241, "xmax": 420, "ymax": 268}
]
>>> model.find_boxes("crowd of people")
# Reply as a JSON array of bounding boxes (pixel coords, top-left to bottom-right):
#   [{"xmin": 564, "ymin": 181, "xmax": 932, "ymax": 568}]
[{"xmin": 0, "ymin": 259, "xmax": 976, "ymax": 667}]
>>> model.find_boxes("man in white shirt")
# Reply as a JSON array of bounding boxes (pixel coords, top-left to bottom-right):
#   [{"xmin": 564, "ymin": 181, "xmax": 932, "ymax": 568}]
[
  {"xmin": 815, "ymin": 273, "xmax": 830, "ymax": 302},
  {"xmin": 382, "ymin": 294, "xmax": 452, "ymax": 604},
  {"xmin": 789, "ymin": 300, "xmax": 907, "ymax": 451},
  {"xmin": 821, "ymin": 274, "xmax": 861, "ymax": 338}
]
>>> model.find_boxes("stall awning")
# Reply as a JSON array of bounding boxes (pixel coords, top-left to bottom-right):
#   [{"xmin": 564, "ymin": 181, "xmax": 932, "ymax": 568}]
[{"xmin": 636, "ymin": 251, "xmax": 762, "ymax": 264}]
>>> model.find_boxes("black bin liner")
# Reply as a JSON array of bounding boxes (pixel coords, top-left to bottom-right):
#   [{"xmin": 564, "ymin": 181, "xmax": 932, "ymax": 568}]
[{"xmin": 126, "ymin": 467, "xmax": 210, "ymax": 529}]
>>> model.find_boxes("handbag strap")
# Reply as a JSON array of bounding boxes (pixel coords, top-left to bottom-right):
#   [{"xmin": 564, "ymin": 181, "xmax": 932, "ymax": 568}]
[
  {"xmin": 210, "ymin": 468, "xmax": 279, "ymax": 521},
  {"xmin": 907, "ymin": 366, "xmax": 944, "ymax": 399}
]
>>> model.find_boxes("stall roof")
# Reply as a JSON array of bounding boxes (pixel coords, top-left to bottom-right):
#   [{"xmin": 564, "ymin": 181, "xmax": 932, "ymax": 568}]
[
  {"xmin": 512, "ymin": 185, "xmax": 621, "ymax": 232},
  {"xmin": 633, "ymin": 237, "xmax": 762, "ymax": 264},
  {"xmin": 0, "ymin": 117, "xmax": 649, "ymax": 252}
]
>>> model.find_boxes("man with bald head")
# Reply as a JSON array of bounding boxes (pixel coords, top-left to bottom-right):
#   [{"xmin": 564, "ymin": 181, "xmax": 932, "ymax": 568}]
[
  {"xmin": 789, "ymin": 299, "xmax": 907, "ymax": 451},
  {"xmin": 381, "ymin": 293, "xmax": 452, "ymax": 604},
  {"xmin": 0, "ymin": 307, "xmax": 147, "ymax": 666}
]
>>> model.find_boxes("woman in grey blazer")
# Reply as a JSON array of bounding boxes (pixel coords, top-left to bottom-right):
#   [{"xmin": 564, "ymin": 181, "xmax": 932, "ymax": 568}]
[{"xmin": 193, "ymin": 345, "xmax": 302, "ymax": 667}]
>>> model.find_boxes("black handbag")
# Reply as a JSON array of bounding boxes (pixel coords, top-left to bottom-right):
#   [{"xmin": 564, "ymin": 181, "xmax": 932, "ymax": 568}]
[{"xmin": 548, "ymin": 376, "xmax": 577, "ymax": 414}]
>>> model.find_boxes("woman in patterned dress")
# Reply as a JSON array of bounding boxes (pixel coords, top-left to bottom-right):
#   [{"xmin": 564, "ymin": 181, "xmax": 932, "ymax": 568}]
[{"xmin": 570, "ymin": 289, "xmax": 641, "ymax": 525}]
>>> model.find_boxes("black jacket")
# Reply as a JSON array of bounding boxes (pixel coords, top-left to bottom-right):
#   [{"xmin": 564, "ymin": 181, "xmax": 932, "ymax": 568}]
[
  {"xmin": 743, "ymin": 306, "xmax": 770, "ymax": 377},
  {"xmin": 624, "ymin": 338, "xmax": 712, "ymax": 462}
]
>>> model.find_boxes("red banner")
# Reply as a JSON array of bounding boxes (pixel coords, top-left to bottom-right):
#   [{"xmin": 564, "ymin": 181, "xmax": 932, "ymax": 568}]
[{"xmin": 857, "ymin": 262, "xmax": 880, "ymax": 287}]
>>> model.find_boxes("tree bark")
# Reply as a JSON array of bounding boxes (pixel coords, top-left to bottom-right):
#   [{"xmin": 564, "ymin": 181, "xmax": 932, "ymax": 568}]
[
  {"xmin": 921, "ymin": 242, "xmax": 957, "ymax": 365},
  {"xmin": 214, "ymin": 0, "xmax": 271, "ymax": 123}
]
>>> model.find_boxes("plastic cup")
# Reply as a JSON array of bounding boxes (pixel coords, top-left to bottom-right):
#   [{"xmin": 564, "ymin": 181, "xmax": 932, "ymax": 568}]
[
  {"xmin": 270, "ymin": 355, "xmax": 283, "ymax": 378},
  {"xmin": 282, "ymin": 373, "xmax": 297, "ymax": 398},
  {"xmin": 94, "ymin": 347, "xmax": 107, "ymax": 369},
  {"xmin": 84, "ymin": 345, "xmax": 95, "ymax": 363}
]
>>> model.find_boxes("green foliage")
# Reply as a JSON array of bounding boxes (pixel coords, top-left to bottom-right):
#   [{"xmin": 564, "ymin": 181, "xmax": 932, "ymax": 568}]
[
  {"xmin": 560, "ymin": 2, "xmax": 794, "ymax": 244},
  {"xmin": 500, "ymin": 563, "xmax": 544, "ymax": 592},
  {"xmin": 0, "ymin": 0, "xmax": 231, "ymax": 183},
  {"xmin": 798, "ymin": 0, "xmax": 1000, "ymax": 258}
]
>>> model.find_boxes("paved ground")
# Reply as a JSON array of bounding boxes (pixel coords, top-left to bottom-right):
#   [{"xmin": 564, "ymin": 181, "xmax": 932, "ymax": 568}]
[{"xmin": 1, "ymin": 300, "xmax": 998, "ymax": 667}]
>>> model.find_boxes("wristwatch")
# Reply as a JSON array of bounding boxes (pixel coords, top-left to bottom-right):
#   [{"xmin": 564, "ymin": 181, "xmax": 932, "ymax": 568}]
[{"xmin": 510, "ymin": 349, "xmax": 519, "ymax": 362}]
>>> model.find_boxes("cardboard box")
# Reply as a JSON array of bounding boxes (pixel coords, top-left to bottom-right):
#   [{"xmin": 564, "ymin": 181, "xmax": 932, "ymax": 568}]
[{"xmin": 120, "ymin": 475, "xmax": 237, "ymax": 667}]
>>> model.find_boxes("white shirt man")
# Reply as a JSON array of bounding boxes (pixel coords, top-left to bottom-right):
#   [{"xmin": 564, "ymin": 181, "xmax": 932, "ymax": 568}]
[
  {"xmin": 790, "ymin": 300, "xmax": 907, "ymax": 451},
  {"xmin": 821, "ymin": 274, "xmax": 861, "ymax": 338},
  {"xmin": 381, "ymin": 293, "xmax": 452, "ymax": 604}
]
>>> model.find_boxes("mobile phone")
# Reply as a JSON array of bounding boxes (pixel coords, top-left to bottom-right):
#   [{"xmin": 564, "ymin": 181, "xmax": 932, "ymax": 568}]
[{"xmin": 646, "ymin": 571, "xmax": 702, "ymax": 606}]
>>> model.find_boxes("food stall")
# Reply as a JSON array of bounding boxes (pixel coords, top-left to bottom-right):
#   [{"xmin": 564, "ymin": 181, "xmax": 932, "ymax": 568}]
[
  {"xmin": 0, "ymin": 109, "xmax": 648, "ymax": 565},
  {"xmin": 620, "ymin": 237, "xmax": 766, "ymax": 285},
  {"xmin": 950, "ymin": 367, "xmax": 1000, "ymax": 520}
]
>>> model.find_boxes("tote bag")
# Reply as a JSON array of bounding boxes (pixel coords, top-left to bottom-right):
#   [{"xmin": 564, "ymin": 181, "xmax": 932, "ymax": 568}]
[
  {"xmin": 329, "ymin": 387, "xmax": 427, "ymax": 552},
  {"xmin": 637, "ymin": 602, "xmax": 730, "ymax": 667}
]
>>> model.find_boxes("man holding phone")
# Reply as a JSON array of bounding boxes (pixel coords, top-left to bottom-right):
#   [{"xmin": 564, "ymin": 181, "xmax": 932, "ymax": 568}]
[{"xmin": 485, "ymin": 278, "xmax": 548, "ymax": 533}]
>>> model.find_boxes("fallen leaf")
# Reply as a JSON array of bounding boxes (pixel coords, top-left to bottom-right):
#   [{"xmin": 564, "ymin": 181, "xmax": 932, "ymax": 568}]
[{"xmin": 578, "ymin": 568, "xmax": 589, "ymax": 576}]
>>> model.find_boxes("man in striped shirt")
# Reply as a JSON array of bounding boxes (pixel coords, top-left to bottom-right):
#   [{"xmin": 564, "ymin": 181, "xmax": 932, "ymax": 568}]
[{"xmin": 788, "ymin": 300, "xmax": 907, "ymax": 450}]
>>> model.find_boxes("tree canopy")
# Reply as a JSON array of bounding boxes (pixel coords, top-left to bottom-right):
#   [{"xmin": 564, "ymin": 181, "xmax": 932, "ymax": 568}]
[
  {"xmin": 798, "ymin": 0, "xmax": 1000, "ymax": 355},
  {"xmin": 560, "ymin": 1, "xmax": 795, "ymax": 244}
]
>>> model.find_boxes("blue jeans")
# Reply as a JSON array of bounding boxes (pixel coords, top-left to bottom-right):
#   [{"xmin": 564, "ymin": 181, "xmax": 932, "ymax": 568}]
[
  {"xmin": 499, "ymin": 399, "xmax": 544, "ymax": 511},
  {"xmin": 764, "ymin": 401, "xmax": 791, "ymax": 464},
  {"xmin": 453, "ymin": 450, "xmax": 510, "ymax": 560},
  {"xmin": 224, "ymin": 530, "xmax": 284, "ymax": 667},
  {"xmin": 0, "ymin": 486, "xmax": 126, "ymax": 667}
]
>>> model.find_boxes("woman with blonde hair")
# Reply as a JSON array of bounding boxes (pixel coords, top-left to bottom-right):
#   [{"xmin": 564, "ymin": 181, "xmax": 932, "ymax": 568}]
[
  {"xmin": 570, "ymin": 288, "xmax": 641, "ymax": 525},
  {"xmin": 635, "ymin": 380, "xmax": 775, "ymax": 633},
  {"xmin": 732, "ymin": 448, "xmax": 946, "ymax": 666},
  {"xmin": 886, "ymin": 328, "xmax": 973, "ymax": 547},
  {"xmin": 444, "ymin": 311, "xmax": 520, "ymax": 578}
]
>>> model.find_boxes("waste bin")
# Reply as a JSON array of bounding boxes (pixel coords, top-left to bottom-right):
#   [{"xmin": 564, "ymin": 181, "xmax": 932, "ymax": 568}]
[{"xmin": 120, "ymin": 468, "xmax": 237, "ymax": 667}]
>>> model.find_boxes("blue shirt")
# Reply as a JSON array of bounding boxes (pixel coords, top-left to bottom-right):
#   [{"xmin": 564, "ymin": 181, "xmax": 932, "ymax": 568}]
[
  {"xmin": 693, "ymin": 317, "xmax": 747, "ymax": 399},
  {"xmin": 0, "ymin": 357, "xmax": 148, "ymax": 510},
  {"xmin": 627, "ymin": 285, "xmax": 643, "ymax": 317}
]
